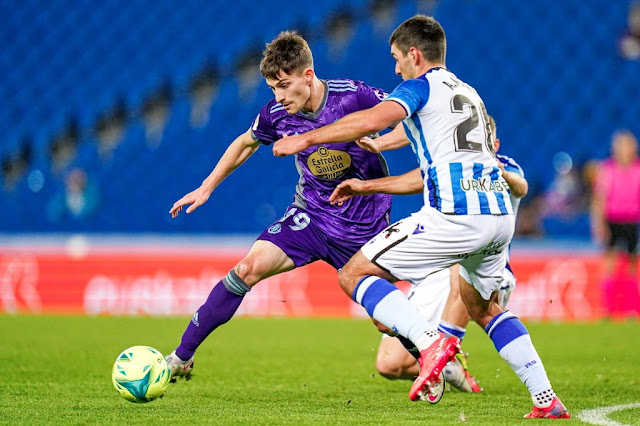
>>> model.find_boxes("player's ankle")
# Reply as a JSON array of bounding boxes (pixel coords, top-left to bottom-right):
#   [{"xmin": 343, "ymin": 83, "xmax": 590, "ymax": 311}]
[
  {"xmin": 532, "ymin": 388, "xmax": 556, "ymax": 408},
  {"xmin": 414, "ymin": 330, "xmax": 440, "ymax": 351}
]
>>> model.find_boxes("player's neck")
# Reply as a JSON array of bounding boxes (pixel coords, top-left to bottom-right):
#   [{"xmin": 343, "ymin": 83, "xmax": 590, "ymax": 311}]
[
  {"xmin": 304, "ymin": 77, "xmax": 326, "ymax": 113},
  {"xmin": 416, "ymin": 62, "xmax": 445, "ymax": 77}
]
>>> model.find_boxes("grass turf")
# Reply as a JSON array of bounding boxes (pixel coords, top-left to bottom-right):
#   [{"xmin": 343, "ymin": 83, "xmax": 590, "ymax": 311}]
[{"xmin": 0, "ymin": 316, "xmax": 639, "ymax": 425}]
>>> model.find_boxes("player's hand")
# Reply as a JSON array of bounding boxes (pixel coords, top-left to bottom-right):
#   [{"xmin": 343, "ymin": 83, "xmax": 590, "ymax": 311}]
[
  {"xmin": 273, "ymin": 134, "xmax": 310, "ymax": 157},
  {"xmin": 329, "ymin": 178, "xmax": 372, "ymax": 205},
  {"xmin": 355, "ymin": 137, "xmax": 381, "ymax": 153},
  {"xmin": 169, "ymin": 186, "xmax": 212, "ymax": 218}
]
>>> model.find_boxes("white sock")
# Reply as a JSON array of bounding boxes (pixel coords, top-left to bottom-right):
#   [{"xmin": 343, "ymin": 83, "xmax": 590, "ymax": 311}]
[
  {"xmin": 353, "ymin": 276, "xmax": 434, "ymax": 343},
  {"xmin": 485, "ymin": 311, "xmax": 552, "ymax": 405},
  {"xmin": 533, "ymin": 388, "xmax": 557, "ymax": 408},
  {"xmin": 438, "ymin": 320, "xmax": 466, "ymax": 340},
  {"xmin": 414, "ymin": 330, "xmax": 441, "ymax": 351}
]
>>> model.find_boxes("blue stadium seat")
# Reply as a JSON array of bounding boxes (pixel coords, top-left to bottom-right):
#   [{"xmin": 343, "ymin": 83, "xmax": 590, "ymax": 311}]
[{"xmin": 1, "ymin": 0, "xmax": 639, "ymax": 236}]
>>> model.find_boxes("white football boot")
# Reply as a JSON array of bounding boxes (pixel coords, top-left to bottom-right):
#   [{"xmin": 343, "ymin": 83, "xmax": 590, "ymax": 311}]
[
  {"xmin": 165, "ymin": 351, "xmax": 194, "ymax": 382},
  {"xmin": 443, "ymin": 352, "xmax": 482, "ymax": 393}
]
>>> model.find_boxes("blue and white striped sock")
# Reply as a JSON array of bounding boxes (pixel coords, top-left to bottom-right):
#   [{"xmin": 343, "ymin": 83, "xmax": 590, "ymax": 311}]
[
  {"xmin": 438, "ymin": 320, "xmax": 466, "ymax": 341},
  {"xmin": 353, "ymin": 276, "xmax": 436, "ymax": 346},
  {"xmin": 485, "ymin": 311, "xmax": 553, "ymax": 405}
]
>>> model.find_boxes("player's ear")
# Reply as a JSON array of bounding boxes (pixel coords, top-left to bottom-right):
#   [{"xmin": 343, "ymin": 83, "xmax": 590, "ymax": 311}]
[
  {"xmin": 494, "ymin": 138, "xmax": 501, "ymax": 152},
  {"xmin": 409, "ymin": 47, "xmax": 419, "ymax": 64},
  {"xmin": 304, "ymin": 67, "xmax": 314, "ymax": 84}
]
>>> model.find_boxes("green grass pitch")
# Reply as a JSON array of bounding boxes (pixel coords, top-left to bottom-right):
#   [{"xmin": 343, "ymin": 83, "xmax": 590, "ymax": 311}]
[{"xmin": 1, "ymin": 316, "xmax": 639, "ymax": 424}]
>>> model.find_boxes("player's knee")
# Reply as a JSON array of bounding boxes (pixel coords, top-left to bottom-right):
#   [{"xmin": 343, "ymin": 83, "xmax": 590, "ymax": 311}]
[
  {"xmin": 222, "ymin": 268, "xmax": 252, "ymax": 296},
  {"xmin": 233, "ymin": 260, "xmax": 262, "ymax": 287},
  {"xmin": 337, "ymin": 267, "xmax": 358, "ymax": 297},
  {"xmin": 376, "ymin": 356, "xmax": 403, "ymax": 380}
]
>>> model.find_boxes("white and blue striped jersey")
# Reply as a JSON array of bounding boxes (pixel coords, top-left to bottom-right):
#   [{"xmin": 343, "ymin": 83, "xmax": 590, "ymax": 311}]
[
  {"xmin": 496, "ymin": 152, "xmax": 524, "ymax": 272},
  {"xmin": 497, "ymin": 153, "xmax": 524, "ymax": 217},
  {"xmin": 385, "ymin": 67, "xmax": 512, "ymax": 215}
]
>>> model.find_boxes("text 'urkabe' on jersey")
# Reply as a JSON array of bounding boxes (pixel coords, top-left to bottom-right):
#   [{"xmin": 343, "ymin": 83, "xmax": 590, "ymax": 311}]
[
  {"xmin": 385, "ymin": 68, "xmax": 513, "ymax": 215},
  {"xmin": 250, "ymin": 79, "xmax": 392, "ymax": 244}
]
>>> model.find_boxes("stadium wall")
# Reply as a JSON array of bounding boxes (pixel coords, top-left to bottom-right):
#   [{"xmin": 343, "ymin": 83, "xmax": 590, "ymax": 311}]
[{"xmin": 2, "ymin": 236, "xmax": 637, "ymax": 321}]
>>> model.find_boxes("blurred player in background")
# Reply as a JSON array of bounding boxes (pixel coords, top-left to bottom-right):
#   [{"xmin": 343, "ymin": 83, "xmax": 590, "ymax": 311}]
[
  {"xmin": 334, "ymin": 116, "xmax": 526, "ymax": 391},
  {"xmin": 591, "ymin": 130, "xmax": 640, "ymax": 318},
  {"xmin": 273, "ymin": 15, "xmax": 569, "ymax": 418},
  {"xmin": 164, "ymin": 31, "xmax": 395, "ymax": 380},
  {"xmin": 591, "ymin": 130, "xmax": 640, "ymax": 277}
]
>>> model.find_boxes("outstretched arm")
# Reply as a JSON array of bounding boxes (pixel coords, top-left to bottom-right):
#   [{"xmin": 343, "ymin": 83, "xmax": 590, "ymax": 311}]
[
  {"xmin": 329, "ymin": 168, "xmax": 423, "ymax": 205},
  {"xmin": 273, "ymin": 101, "xmax": 407, "ymax": 156},
  {"xmin": 170, "ymin": 130, "xmax": 260, "ymax": 217},
  {"xmin": 497, "ymin": 161, "xmax": 528, "ymax": 199},
  {"xmin": 357, "ymin": 124, "xmax": 411, "ymax": 153}
]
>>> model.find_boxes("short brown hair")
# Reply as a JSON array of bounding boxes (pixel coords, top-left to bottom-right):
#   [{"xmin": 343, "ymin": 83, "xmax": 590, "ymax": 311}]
[
  {"xmin": 389, "ymin": 15, "xmax": 446, "ymax": 63},
  {"xmin": 259, "ymin": 31, "xmax": 314, "ymax": 79},
  {"xmin": 488, "ymin": 115, "xmax": 496, "ymax": 137}
]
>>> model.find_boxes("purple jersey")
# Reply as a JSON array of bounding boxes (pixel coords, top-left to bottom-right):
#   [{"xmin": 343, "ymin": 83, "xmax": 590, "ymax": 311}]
[{"xmin": 251, "ymin": 79, "xmax": 391, "ymax": 245}]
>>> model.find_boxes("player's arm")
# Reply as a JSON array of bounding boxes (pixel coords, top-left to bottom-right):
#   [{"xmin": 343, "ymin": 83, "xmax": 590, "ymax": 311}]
[
  {"xmin": 497, "ymin": 161, "xmax": 528, "ymax": 198},
  {"xmin": 273, "ymin": 101, "xmax": 407, "ymax": 156},
  {"xmin": 170, "ymin": 130, "xmax": 260, "ymax": 217},
  {"xmin": 357, "ymin": 124, "xmax": 410, "ymax": 153},
  {"xmin": 590, "ymin": 166, "xmax": 607, "ymax": 243},
  {"xmin": 329, "ymin": 168, "xmax": 423, "ymax": 205}
]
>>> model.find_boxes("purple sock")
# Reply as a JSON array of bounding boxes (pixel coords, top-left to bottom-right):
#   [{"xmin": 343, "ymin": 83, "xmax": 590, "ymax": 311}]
[{"xmin": 175, "ymin": 278, "xmax": 245, "ymax": 360}]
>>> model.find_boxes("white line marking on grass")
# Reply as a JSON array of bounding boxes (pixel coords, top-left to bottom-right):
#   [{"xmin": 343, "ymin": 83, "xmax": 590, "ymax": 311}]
[{"xmin": 577, "ymin": 403, "xmax": 640, "ymax": 426}]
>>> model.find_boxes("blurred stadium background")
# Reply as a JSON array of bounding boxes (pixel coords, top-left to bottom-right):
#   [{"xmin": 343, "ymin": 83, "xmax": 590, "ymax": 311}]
[{"xmin": 1, "ymin": 0, "xmax": 639, "ymax": 320}]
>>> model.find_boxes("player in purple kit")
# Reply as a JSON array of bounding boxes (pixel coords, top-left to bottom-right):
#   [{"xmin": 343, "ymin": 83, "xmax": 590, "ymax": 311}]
[{"xmin": 163, "ymin": 31, "xmax": 393, "ymax": 379}]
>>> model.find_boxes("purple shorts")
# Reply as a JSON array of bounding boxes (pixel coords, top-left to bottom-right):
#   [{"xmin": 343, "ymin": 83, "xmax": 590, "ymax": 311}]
[{"xmin": 257, "ymin": 205, "xmax": 380, "ymax": 270}]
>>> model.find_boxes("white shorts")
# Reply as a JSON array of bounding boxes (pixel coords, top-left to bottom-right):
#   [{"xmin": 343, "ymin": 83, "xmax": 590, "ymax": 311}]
[
  {"xmin": 498, "ymin": 266, "xmax": 517, "ymax": 308},
  {"xmin": 361, "ymin": 206, "xmax": 515, "ymax": 300}
]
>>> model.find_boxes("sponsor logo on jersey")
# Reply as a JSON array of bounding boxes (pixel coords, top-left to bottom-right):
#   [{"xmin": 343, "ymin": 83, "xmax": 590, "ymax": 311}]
[
  {"xmin": 268, "ymin": 224, "xmax": 282, "ymax": 234},
  {"xmin": 459, "ymin": 177, "xmax": 509, "ymax": 192},
  {"xmin": 191, "ymin": 311, "xmax": 200, "ymax": 327},
  {"xmin": 307, "ymin": 146, "xmax": 352, "ymax": 180}
]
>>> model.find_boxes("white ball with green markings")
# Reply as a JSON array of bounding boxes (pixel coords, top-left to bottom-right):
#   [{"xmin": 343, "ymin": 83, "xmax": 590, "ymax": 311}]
[{"xmin": 112, "ymin": 346, "xmax": 170, "ymax": 403}]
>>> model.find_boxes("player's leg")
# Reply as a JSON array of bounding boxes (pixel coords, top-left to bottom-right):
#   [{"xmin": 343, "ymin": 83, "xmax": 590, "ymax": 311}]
[
  {"xmin": 374, "ymin": 269, "xmax": 450, "ymax": 380},
  {"xmin": 458, "ymin": 218, "xmax": 569, "ymax": 418},
  {"xmin": 625, "ymin": 223, "xmax": 638, "ymax": 276},
  {"xmin": 376, "ymin": 335, "xmax": 421, "ymax": 380},
  {"xmin": 167, "ymin": 206, "xmax": 319, "ymax": 378},
  {"xmin": 374, "ymin": 266, "xmax": 481, "ymax": 392},
  {"xmin": 439, "ymin": 265, "xmax": 470, "ymax": 340},
  {"xmin": 498, "ymin": 266, "xmax": 517, "ymax": 308},
  {"xmin": 340, "ymin": 217, "xmax": 463, "ymax": 402},
  {"xmin": 437, "ymin": 266, "xmax": 482, "ymax": 393},
  {"xmin": 603, "ymin": 221, "xmax": 618, "ymax": 276},
  {"xmin": 166, "ymin": 240, "xmax": 295, "ymax": 378}
]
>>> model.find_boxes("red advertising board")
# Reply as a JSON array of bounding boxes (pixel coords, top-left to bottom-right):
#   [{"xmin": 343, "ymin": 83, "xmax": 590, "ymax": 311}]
[{"xmin": 1, "ymin": 244, "xmax": 638, "ymax": 320}]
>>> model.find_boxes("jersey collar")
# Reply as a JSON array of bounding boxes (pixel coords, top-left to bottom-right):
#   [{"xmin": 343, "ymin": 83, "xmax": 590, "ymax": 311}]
[{"xmin": 298, "ymin": 80, "xmax": 329, "ymax": 120}]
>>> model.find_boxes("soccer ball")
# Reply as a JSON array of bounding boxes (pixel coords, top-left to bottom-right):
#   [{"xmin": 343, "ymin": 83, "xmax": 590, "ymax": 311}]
[{"xmin": 111, "ymin": 346, "xmax": 170, "ymax": 403}]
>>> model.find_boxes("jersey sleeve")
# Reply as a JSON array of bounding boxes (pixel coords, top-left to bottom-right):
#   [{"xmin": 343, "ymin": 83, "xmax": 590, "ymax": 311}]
[
  {"xmin": 500, "ymin": 156, "xmax": 525, "ymax": 178},
  {"xmin": 355, "ymin": 82, "xmax": 388, "ymax": 110},
  {"xmin": 385, "ymin": 78, "xmax": 430, "ymax": 116},
  {"xmin": 250, "ymin": 105, "xmax": 278, "ymax": 145}
]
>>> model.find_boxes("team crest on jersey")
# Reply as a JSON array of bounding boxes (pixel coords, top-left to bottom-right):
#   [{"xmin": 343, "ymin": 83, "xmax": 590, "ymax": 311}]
[
  {"xmin": 268, "ymin": 224, "xmax": 282, "ymax": 234},
  {"xmin": 307, "ymin": 146, "xmax": 352, "ymax": 180}
]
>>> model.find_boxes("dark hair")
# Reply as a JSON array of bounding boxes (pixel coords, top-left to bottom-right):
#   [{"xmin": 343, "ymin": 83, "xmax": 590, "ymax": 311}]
[
  {"xmin": 260, "ymin": 31, "xmax": 314, "ymax": 79},
  {"xmin": 389, "ymin": 15, "xmax": 446, "ymax": 63}
]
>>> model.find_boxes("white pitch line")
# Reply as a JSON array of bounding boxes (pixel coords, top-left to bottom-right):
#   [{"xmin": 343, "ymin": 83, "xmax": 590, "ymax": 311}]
[{"xmin": 577, "ymin": 403, "xmax": 640, "ymax": 426}]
